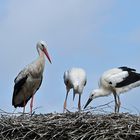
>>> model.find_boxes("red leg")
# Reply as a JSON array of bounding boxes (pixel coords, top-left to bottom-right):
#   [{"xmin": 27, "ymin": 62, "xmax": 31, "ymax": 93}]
[
  {"xmin": 30, "ymin": 94, "xmax": 34, "ymax": 114},
  {"xmin": 63, "ymin": 89, "xmax": 69, "ymax": 113}
]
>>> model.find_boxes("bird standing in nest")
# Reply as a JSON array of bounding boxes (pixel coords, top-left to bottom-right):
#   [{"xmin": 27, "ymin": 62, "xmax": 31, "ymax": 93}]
[
  {"xmin": 63, "ymin": 68, "xmax": 87, "ymax": 112},
  {"xmin": 12, "ymin": 41, "xmax": 52, "ymax": 114},
  {"xmin": 84, "ymin": 66, "xmax": 140, "ymax": 113}
]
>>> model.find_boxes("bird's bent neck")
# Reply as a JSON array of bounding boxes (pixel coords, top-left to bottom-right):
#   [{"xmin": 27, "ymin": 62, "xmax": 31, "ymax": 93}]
[{"xmin": 73, "ymin": 85, "xmax": 83, "ymax": 94}]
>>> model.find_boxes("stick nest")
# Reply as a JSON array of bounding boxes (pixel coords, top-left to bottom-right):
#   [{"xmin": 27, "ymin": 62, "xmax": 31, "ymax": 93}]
[{"xmin": 0, "ymin": 112, "xmax": 140, "ymax": 140}]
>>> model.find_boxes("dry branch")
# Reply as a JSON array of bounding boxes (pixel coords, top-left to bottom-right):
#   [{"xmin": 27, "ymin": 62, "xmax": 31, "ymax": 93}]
[
  {"xmin": 0, "ymin": 111, "xmax": 140, "ymax": 140},
  {"xmin": 0, "ymin": 102, "xmax": 140, "ymax": 140}
]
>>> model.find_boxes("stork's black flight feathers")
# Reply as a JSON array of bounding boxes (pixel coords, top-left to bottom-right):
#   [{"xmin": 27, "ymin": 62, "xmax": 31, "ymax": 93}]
[{"xmin": 116, "ymin": 67, "xmax": 140, "ymax": 88}]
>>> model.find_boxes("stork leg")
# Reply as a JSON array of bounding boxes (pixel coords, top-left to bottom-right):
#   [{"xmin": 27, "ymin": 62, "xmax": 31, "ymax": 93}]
[
  {"xmin": 113, "ymin": 92, "xmax": 120, "ymax": 113},
  {"xmin": 78, "ymin": 94, "xmax": 81, "ymax": 111},
  {"xmin": 113, "ymin": 92, "xmax": 118, "ymax": 113},
  {"xmin": 73, "ymin": 92, "xmax": 76, "ymax": 101},
  {"xmin": 23, "ymin": 106, "xmax": 25, "ymax": 114},
  {"xmin": 23, "ymin": 94, "xmax": 26, "ymax": 114},
  {"xmin": 63, "ymin": 89, "xmax": 69, "ymax": 113},
  {"xmin": 30, "ymin": 94, "xmax": 34, "ymax": 114},
  {"xmin": 116, "ymin": 94, "xmax": 121, "ymax": 113}
]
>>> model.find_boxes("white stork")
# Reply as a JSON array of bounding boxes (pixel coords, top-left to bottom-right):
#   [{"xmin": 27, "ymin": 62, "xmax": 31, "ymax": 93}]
[
  {"xmin": 63, "ymin": 68, "xmax": 87, "ymax": 112},
  {"xmin": 84, "ymin": 66, "xmax": 140, "ymax": 113},
  {"xmin": 12, "ymin": 41, "xmax": 51, "ymax": 114}
]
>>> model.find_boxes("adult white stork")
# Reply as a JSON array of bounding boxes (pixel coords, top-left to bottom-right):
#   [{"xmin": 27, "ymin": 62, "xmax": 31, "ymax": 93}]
[
  {"xmin": 84, "ymin": 66, "xmax": 140, "ymax": 113},
  {"xmin": 12, "ymin": 41, "xmax": 51, "ymax": 114},
  {"xmin": 63, "ymin": 68, "xmax": 87, "ymax": 112}
]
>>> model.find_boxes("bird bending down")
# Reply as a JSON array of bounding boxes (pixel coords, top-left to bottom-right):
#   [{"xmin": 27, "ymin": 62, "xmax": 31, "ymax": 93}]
[
  {"xmin": 84, "ymin": 66, "xmax": 140, "ymax": 113},
  {"xmin": 12, "ymin": 41, "xmax": 52, "ymax": 114},
  {"xmin": 63, "ymin": 68, "xmax": 87, "ymax": 112}
]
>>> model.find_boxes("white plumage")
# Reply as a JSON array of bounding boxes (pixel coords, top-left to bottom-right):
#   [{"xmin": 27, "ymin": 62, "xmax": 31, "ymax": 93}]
[
  {"xmin": 84, "ymin": 66, "xmax": 140, "ymax": 113},
  {"xmin": 63, "ymin": 68, "xmax": 87, "ymax": 112},
  {"xmin": 12, "ymin": 41, "xmax": 51, "ymax": 114}
]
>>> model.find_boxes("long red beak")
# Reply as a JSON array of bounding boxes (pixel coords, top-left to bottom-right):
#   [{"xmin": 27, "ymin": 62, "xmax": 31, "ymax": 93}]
[{"xmin": 43, "ymin": 47, "xmax": 52, "ymax": 64}]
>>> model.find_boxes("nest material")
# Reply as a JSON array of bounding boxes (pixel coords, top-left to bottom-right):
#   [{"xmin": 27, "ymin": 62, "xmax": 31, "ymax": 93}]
[{"xmin": 0, "ymin": 112, "xmax": 140, "ymax": 140}]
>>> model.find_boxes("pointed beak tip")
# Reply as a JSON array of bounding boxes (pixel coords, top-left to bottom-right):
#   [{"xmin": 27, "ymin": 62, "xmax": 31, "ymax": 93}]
[
  {"xmin": 84, "ymin": 98, "xmax": 92, "ymax": 109},
  {"xmin": 84, "ymin": 104, "xmax": 88, "ymax": 109},
  {"xmin": 46, "ymin": 54, "xmax": 52, "ymax": 64},
  {"xmin": 47, "ymin": 57, "xmax": 52, "ymax": 64},
  {"xmin": 49, "ymin": 60, "xmax": 52, "ymax": 64},
  {"xmin": 83, "ymin": 104, "xmax": 87, "ymax": 109}
]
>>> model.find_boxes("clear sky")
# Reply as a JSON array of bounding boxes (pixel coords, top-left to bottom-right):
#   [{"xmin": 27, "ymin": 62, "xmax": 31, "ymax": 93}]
[{"xmin": 1, "ymin": 0, "xmax": 140, "ymax": 114}]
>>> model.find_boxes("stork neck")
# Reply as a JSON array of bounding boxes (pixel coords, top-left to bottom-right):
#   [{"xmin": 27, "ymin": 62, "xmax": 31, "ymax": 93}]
[
  {"xmin": 34, "ymin": 47, "xmax": 46, "ymax": 75},
  {"xmin": 94, "ymin": 88, "xmax": 111, "ymax": 98},
  {"xmin": 73, "ymin": 84, "xmax": 84, "ymax": 94}
]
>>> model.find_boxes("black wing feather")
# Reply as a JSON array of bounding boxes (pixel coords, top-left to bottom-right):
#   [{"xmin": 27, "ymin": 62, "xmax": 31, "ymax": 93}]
[
  {"xmin": 12, "ymin": 75, "xmax": 28, "ymax": 107},
  {"xmin": 119, "ymin": 66, "xmax": 136, "ymax": 72},
  {"xmin": 12, "ymin": 75, "xmax": 43, "ymax": 108},
  {"xmin": 116, "ymin": 71, "xmax": 140, "ymax": 88}
]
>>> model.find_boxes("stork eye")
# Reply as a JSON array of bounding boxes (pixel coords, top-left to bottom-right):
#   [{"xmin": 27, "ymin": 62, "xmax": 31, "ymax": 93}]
[{"xmin": 40, "ymin": 44, "xmax": 45, "ymax": 50}]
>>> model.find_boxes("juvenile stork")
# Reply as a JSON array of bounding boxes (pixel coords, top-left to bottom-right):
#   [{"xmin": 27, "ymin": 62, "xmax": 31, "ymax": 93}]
[
  {"xmin": 84, "ymin": 66, "xmax": 140, "ymax": 113},
  {"xmin": 63, "ymin": 68, "xmax": 87, "ymax": 112},
  {"xmin": 12, "ymin": 41, "xmax": 51, "ymax": 114}
]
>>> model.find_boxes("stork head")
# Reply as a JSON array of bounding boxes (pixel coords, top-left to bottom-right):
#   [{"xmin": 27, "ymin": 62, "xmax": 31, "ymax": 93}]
[
  {"xmin": 37, "ymin": 40, "xmax": 52, "ymax": 63},
  {"xmin": 84, "ymin": 89, "xmax": 100, "ymax": 109}
]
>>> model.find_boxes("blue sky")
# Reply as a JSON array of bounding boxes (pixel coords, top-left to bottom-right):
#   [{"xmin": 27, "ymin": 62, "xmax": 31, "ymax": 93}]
[{"xmin": 1, "ymin": 0, "xmax": 140, "ymax": 114}]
